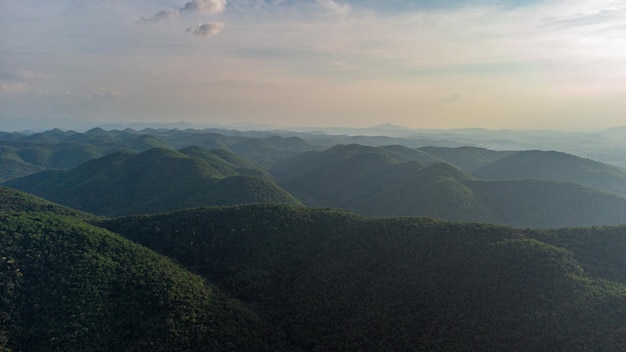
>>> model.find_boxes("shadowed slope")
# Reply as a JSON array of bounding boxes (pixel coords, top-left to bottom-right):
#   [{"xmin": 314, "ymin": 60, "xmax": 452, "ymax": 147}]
[
  {"xmin": 98, "ymin": 204, "xmax": 626, "ymax": 352},
  {"xmin": 0, "ymin": 211, "xmax": 291, "ymax": 352}
]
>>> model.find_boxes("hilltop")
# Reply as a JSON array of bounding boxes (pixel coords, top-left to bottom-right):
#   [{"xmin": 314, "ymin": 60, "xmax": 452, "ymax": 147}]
[
  {"xmin": 272, "ymin": 145, "xmax": 626, "ymax": 227},
  {"xmin": 6, "ymin": 147, "xmax": 301, "ymax": 216}
]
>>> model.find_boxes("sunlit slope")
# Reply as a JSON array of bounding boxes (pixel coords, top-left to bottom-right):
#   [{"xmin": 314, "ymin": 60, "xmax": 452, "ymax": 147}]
[
  {"xmin": 99, "ymin": 204, "xmax": 626, "ymax": 352},
  {"xmin": 6, "ymin": 147, "xmax": 302, "ymax": 216},
  {"xmin": 0, "ymin": 211, "xmax": 290, "ymax": 352}
]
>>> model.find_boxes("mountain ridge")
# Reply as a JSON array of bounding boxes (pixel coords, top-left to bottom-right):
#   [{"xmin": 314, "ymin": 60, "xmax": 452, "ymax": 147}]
[{"xmin": 5, "ymin": 147, "xmax": 301, "ymax": 216}]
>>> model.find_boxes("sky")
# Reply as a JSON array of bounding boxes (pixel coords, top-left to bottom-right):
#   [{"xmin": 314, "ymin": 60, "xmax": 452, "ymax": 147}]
[{"xmin": 2, "ymin": 0, "xmax": 626, "ymax": 131}]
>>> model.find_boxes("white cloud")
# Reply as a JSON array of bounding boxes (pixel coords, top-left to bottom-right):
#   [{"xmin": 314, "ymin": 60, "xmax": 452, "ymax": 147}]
[
  {"xmin": 180, "ymin": 0, "xmax": 227, "ymax": 15},
  {"xmin": 186, "ymin": 22, "xmax": 225, "ymax": 37},
  {"xmin": 139, "ymin": 0, "xmax": 226, "ymax": 23}
]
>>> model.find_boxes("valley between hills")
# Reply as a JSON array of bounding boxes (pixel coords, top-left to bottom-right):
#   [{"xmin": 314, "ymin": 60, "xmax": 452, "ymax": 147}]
[{"xmin": 1, "ymin": 127, "xmax": 626, "ymax": 351}]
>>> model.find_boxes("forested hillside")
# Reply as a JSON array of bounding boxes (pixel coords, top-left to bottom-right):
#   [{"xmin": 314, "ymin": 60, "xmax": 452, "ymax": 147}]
[
  {"xmin": 0, "ymin": 186, "xmax": 93, "ymax": 219},
  {"xmin": 0, "ymin": 211, "xmax": 291, "ymax": 351},
  {"xmin": 0, "ymin": 129, "xmax": 316, "ymax": 181},
  {"xmin": 2, "ymin": 180, "xmax": 626, "ymax": 351},
  {"xmin": 272, "ymin": 145, "xmax": 626, "ymax": 227},
  {"xmin": 473, "ymin": 150, "xmax": 626, "ymax": 196},
  {"xmin": 6, "ymin": 147, "xmax": 301, "ymax": 216},
  {"xmin": 0, "ymin": 129, "xmax": 171, "ymax": 182},
  {"xmin": 6, "ymin": 135, "xmax": 626, "ymax": 226},
  {"xmin": 98, "ymin": 204, "xmax": 626, "ymax": 352},
  {"xmin": 3, "ymin": 128, "xmax": 626, "ymax": 350}
]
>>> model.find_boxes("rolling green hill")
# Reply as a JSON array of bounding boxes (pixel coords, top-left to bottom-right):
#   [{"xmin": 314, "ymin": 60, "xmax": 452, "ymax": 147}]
[
  {"xmin": 419, "ymin": 146, "xmax": 513, "ymax": 172},
  {"xmin": 0, "ymin": 142, "xmax": 103, "ymax": 182},
  {"xmin": 271, "ymin": 144, "xmax": 432, "ymax": 207},
  {"xmin": 0, "ymin": 133, "xmax": 171, "ymax": 182},
  {"xmin": 272, "ymin": 145, "xmax": 626, "ymax": 227},
  {"xmin": 349, "ymin": 162, "xmax": 491, "ymax": 221},
  {"xmin": 473, "ymin": 150, "xmax": 626, "ymax": 197},
  {"xmin": 98, "ymin": 204, "xmax": 626, "ymax": 352},
  {"xmin": 5, "ymin": 147, "xmax": 301, "ymax": 216},
  {"xmin": 0, "ymin": 129, "xmax": 316, "ymax": 181},
  {"xmin": 0, "ymin": 211, "xmax": 291, "ymax": 351}
]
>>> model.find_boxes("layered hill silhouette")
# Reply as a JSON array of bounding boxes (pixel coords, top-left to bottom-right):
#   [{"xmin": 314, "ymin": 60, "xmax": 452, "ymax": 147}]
[
  {"xmin": 4, "ymin": 126, "xmax": 626, "ymax": 351},
  {"xmin": 0, "ymin": 130, "xmax": 171, "ymax": 182},
  {"xmin": 5, "ymin": 147, "xmax": 301, "ymax": 216},
  {"xmin": 0, "ymin": 129, "xmax": 315, "ymax": 181},
  {"xmin": 98, "ymin": 204, "xmax": 626, "ymax": 352},
  {"xmin": 272, "ymin": 144, "xmax": 626, "ymax": 227},
  {"xmin": 473, "ymin": 150, "xmax": 626, "ymax": 197}
]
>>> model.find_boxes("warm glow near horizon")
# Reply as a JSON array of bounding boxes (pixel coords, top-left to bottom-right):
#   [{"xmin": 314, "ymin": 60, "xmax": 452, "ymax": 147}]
[{"xmin": 2, "ymin": 0, "xmax": 626, "ymax": 132}]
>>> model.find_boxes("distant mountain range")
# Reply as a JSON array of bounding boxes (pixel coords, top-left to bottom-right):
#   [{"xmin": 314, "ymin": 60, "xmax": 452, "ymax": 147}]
[
  {"xmin": 272, "ymin": 144, "xmax": 626, "ymax": 227},
  {"xmin": 3, "ymin": 127, "xmax": 626, "ymax": 227},
  {"xmin": 472, "ymin": 150, "xmax": 626, "ymax": 197},
  {"xmin": 0, "ymin": 128, "xmax": 314, "ymax": 181}
]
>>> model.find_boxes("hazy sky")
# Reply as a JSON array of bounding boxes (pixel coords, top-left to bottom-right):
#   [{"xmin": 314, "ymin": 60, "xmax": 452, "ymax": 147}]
[{"xmin": 2, "ymin": 0, "xmax": 626, "ymax": 131}]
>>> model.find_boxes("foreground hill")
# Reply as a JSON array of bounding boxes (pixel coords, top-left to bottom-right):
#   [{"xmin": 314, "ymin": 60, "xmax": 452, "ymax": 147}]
[
  {"xmin": 473, "ymin": 150, "xmax": 626, "ymax": 197},
  {"xmin": 0, "ymin": 186, "xmax": 94, "ymax": 219},
  {"xmin": 5, "ymin": 147, "xmax": 301, "ymax": 216},
  {"xmin": 98, "ymin": 204, "xmax": 626, "ymax": 352},
  {"xmin": 0, "ymin": 211, "xmax": 290, "ymax": 351},
  {"xmin": 272, "ymin": 145, "xmax": 626, "ymax": 227}
]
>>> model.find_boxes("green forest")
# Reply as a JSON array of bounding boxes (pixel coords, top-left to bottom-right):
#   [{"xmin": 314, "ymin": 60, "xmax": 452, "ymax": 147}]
[{"xmin": 1, "ymin": 127, "xmax": 626, "ymax": 351}]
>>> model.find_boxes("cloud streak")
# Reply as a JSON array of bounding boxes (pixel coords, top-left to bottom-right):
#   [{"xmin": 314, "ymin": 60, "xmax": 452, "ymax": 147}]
[
  {"xmin": 186, "ymin": 22, "xmax": 225, "ymax": 37},
  {"xmin": 139, "ymin": 0, "xmax": 226, "ymax": 23}
]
